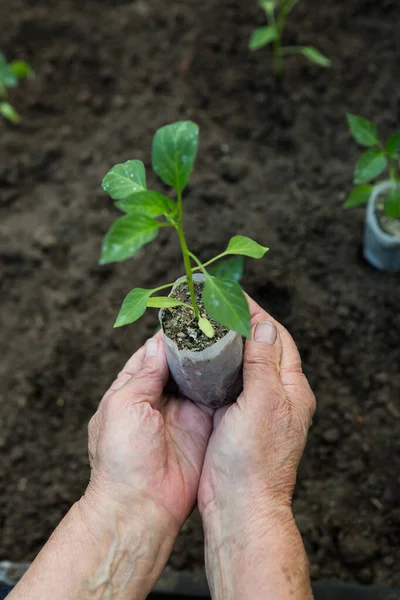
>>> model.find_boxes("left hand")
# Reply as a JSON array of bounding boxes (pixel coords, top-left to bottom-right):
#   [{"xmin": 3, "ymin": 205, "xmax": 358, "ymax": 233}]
[{"xmin": 85, "ymin": 332, "xmax": 212, "ymax": 533}]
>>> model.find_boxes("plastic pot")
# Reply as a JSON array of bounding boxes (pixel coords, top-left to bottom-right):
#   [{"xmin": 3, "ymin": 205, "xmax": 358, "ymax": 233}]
[
  {"xmin": 364, "ymin": 181, "xmax": 400, "ymax": 272},
  {"xmin": 159, "ymin": 274, "xmax": 243, "ymax": 409}
]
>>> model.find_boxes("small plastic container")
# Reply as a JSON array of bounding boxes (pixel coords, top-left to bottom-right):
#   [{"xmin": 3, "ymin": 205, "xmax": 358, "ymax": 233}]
[
  {"xmin": 364, "ymin": 181, "xmax": 400, "ymax": 272},
  {"xmin": 159, "ymin": 274, "xmax": 244, "ymax": 409}
]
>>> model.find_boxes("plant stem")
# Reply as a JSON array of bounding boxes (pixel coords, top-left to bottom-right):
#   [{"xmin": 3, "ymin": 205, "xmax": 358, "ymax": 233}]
[
  {"xmin": 190, "ymin": 251, "xmax": 227, "ymax": 272},
  {"xmin": 188, "ymin": 251, "xmax": 207, "ymax": 272},
  {"xmin": 175, "ymin": 190, "xmax": 200, "ymax": 320}
]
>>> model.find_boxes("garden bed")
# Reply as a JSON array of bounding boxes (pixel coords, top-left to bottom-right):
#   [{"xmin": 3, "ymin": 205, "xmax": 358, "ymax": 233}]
[{"xmin": 0, "ymin": 0, "xmax": 399, "ymax": 586}]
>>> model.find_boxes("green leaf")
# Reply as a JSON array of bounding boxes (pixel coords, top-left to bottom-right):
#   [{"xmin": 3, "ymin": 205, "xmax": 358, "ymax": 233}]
[
  {"xmin": 152, "ymin": 121, "xmax": 199, "ymax": 192},
  {"xmin": 386, "ymin": 133, "xmax": 400, "ymax": 158},
  {"xmin": 0, "ymin": 101, "xmax": 20, "ymax": 124},
  {"xmin": 354, "ymin": 148, "xmax": 387, "ymax": 184},
  {"xmin": 198, "ymin": 317, "xmax": 215, "ymax": 339},
  {"xmin": 300, "ymin": 47, "xmax": 331, "ymax": 67},
  {"xmin": 102, "ymin": 160, "xmax": 146, "ymax": 200},
  {"xmin": 100, "ymin": 214, "xmax": 159, "ymax": 264},
  {"xmin": 10, "ymin": 60, "xmax": 34, "ymax": 80},
  {"xmin": 344, "ymin": 185, "xmax": 373, "ymax": 208},
  {"xmin": 384, "ymin": 189, "xmax": 400, "ymax": 219},
  {"xmin": 114, "ymin": 288, "xmax": 152, "ymax": 327},
  {"xmin": 225, "ymin": 235, "xmax": 269, "ymax": 259},
  {"xmin": 203, "ymin": 275, "xmax": 251, "ymax": 339},
  {"xmin": 0, "ymin": 63, "xmax": 17, "ymax": 87},
  {"xmin": 249, "ymin": 26, "xmax": 277, "ymax": 50},
  {"xmin": 259, "ymin": 0, "xmax": 277, "ymax": 15},
  {"xmin": 209, "ymin": 256, "xmax": 244, "ymax": 283},
  {"xmin": 115, "ymin": 190, "xmax": 176, "ymax": 218},
  {"xmin": 346, "ymin": 114, "xmax": 379, "ymax": 147},
  {"xmin": 147, "ymin": 297, "xmax": 187, "ymax": 309}
]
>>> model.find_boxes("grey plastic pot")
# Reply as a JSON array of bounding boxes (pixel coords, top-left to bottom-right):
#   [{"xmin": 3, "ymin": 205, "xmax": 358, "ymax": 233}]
[
  {"xmin": 364, "ymin": 181, "xmax": 400, "ymax": 272},
  {"xmin": 159, "ymin": 274, "xmax": 243, "ymax": 409}
]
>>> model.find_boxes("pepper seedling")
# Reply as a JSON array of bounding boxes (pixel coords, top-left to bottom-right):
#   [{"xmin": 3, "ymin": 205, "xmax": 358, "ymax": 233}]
[
  {"xmin": 100, "ymin": 121, "xmax": 268, "ymax": 339},
  {"xmin": 249, "ymin": 0, "xmax": 331, "ymax": 78},
  {"xmin": 0, "ymin": 53, "xmax": 34, "ymax": 124},
  {"xmin": 345, "ymin": 114, "xmax": 400, "ymax": 219}
]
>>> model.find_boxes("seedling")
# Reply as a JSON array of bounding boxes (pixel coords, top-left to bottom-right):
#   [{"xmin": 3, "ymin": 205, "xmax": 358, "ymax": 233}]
[
  {"xmin": 249, "ymin": 0, "xmax": 331, "ymax": 77},
  {"xmin": 100, "ymin": 121, "xmax": 268, "ymax": 339},
  {"xmin": 0, "ymin": 53, "xmax": 34, "ymax": 124},
  {"xmin": 345, "ymin": 114, "xmax": 400, "ymax": 219}
]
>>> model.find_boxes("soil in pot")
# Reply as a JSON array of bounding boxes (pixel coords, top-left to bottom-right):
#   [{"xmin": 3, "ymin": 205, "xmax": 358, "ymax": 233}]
[{"xmin": 161, "ymin": 282, "xmax": 228, "ymax": 351}]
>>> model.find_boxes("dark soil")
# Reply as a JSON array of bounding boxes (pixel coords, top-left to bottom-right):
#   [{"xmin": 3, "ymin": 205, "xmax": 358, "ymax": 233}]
[
  {"xmin": 162, "ymin": 282, "xmax": 229, "ymax": 351},
  {"xmin": 1, "ymin": 0, "xmax": 400, "ymax": 587}
]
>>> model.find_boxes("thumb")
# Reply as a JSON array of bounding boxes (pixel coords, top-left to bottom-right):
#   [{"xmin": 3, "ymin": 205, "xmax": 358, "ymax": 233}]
[
  {"xmin": 241, "ymin": 321, "xmax": 282, "ymax": 407},
  {"xmin": 123, "ymin": 337, "xmax": 169, "ymax": 409}
]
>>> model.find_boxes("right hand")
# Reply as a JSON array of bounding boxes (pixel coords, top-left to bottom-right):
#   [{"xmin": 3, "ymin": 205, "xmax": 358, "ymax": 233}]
[{"xmin": 198, "ymin": 294, "xmax": 316, "ymax": 523}]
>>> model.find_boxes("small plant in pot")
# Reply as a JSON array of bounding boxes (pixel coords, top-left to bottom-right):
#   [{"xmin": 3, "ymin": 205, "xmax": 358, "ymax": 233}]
[
  {"xmin": 100, "ymin": 121, "xmax": 268, "ymax": 408},
  {"xmin": 345, "ymin": 114, "xmax": 400, "ymax": 272}
]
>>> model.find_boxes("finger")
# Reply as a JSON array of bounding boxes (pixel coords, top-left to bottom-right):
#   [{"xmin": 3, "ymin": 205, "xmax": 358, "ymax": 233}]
[
  {"xmin": 114, "ymin": 336, "xmax": 169, "ymax": 410},
  {"xmin": 213, "ymin": 404, "xmax": 231, "ymax": 429},
  {"xmin": 241, "ymin": 320, "xmax": 283, "ymax": 411},
  {"xmin": 245, "ymin": 293, "xmax": 315, "ymax": 423},
  {"xmin": 103, "ymin": 330, "xmax": 164, "ymax": 399},
  {"xmin": 119, "ymin": 329, "xmax": 164, "ymax": 378},
  {"xmin": 245, "ymin": 293, "xmax": 302, "ymax": 374}
]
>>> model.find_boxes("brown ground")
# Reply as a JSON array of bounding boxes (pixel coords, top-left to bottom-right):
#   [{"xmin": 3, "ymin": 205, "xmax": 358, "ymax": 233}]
[{"xmin": 1, "ymin": 0, "xmax": 400, "ymax": 586}]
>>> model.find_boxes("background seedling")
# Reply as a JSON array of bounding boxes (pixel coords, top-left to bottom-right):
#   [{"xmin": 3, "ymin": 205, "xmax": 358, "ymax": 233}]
[
  {"xmin": 249, "ymin": 0, "xmax": 331, "ymax": 78},
  {"xmin": 100, "ymin": 121, "xmax": 268, "ymax": 339},
  {"xmin": 345, "ymin": 114, "xmax": 400, "ymax": 219},
  {"xmin": 0, "ymin": 53, "xmax": 34, "ymax": 124}
]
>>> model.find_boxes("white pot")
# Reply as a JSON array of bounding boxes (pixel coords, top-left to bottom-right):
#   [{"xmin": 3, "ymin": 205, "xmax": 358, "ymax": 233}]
[
  {"xmin": 159, "ymin": 274, "xmax": 243, "ymax": 409},
  {"xmin": 364, "ymin": 181, "xmax": 400, "ymax": 272}
]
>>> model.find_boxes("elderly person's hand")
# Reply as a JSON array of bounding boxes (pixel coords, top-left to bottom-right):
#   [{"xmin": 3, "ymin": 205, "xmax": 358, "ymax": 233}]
[
  {"xmin": 10, "ymin": 333, "xmax": 212, "ymax": 600},
  {"xmin": 198, "ymin": 296, "xmax": 316, "ymax": 600},
  {"xmin": 86, "ymin": 331, "xmax": 212, "ymax": 530}
]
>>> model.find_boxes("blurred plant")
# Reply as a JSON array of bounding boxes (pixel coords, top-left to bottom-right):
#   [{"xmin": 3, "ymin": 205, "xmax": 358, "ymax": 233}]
[
  {"xmin": 249, "ymin": 0, "xmax": 331, "ymax": 78},
  {"xmin": 0, "ymin": 53, "xmax": 34, "ymax": 124},
  {"xmin": 345, "ymin": 114, "xmax": 400, "ymax": 219}
]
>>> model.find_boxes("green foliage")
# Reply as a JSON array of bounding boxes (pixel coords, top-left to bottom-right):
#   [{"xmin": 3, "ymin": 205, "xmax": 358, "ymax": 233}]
[
  {"xmin": 345, "ymin": 114, "xmax": 400, "ymax": 222},
  {"xmin": 209, "ymin": 256, "xmax": 244, "ymax": 283},
  {"xmin": 384, "ymin": 190, "xmax": 400, "ymax": 219},
  {"xmin": 249, "ymin": 1, "xmax": 330, "ymax": 77},
  {"xmin": 0, "ymin": 101, "xmax": 20, "ymax": 124},
  {"xmin": 0, "ymin": 53, "xmax": 34, "ymax": 124},
  {"xmin": 225, "ymin": 235, "xmax": 269, "ymax": 258},
  {"xmin": 347, "ymin": 114, "xmax": 379, "ymax": 147},
  {"xmin": 344, "ymin": 185, "xmax": 373, "ymax": 208},
  {"xmin": 100, "ymin": 214, "xmax": 160, "ymax": 264},
  {"xmin": 299, "ymin": 47, "xmax": 331, "ymax": 67},
  {"xmin": 203, "ymin": 276, "xmax": 251, "ymax": 339},
  {"xmin": 354, "ymin": 149, "xmax": 387, "ymax": 184},
  {"xmin": 249, "ymin": 26, "xmax": 277, "ymax": 50},
  {"xmin": 115, "ymin": 190, "xmax": 176, "ymax": 218},
  {"xmin": 102, "ymin": 160, "xmax": 147, "ymax": 199},
  {"xmin": 101, "ymin": 122, "xmax": 269, "ymax": 339},
  {"xmin": 114, "ymin": 288, "xmax": 152, "ymax": 328},
  {"xmin": 152, "ymin": 121, "xmax": 199, "ymax": 192}
]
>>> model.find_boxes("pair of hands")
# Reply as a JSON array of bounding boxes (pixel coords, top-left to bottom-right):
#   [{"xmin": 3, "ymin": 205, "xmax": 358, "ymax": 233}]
[
  {"xmin": 85, "ymin": 294, "xmax": 316, "ymax": 539},
  {"xmin": 83, "ymin": 295, "xmax": 316, "ymax": 598},
  {"xmin": 9, "ymin": 294, "xmax": 316, "ymax": 600}
]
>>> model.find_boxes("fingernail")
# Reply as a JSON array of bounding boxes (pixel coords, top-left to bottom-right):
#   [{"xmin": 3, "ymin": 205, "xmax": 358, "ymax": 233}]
[
  {"xmin": 254, "ymin": 321, "xmax": 277, "ymax": 345},
  {"xmin": 145, "ymin": 338, "xmax": 158, "ymax": 359}
]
